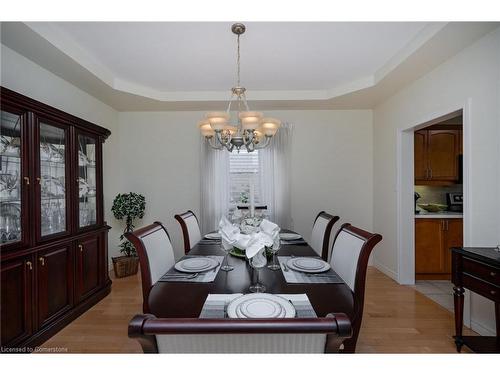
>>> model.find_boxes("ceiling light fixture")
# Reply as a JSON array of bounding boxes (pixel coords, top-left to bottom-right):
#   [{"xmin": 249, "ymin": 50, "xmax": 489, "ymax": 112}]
[{"xmin": 198, "ymin": 23, "xmax": 281, "ymax": 152}]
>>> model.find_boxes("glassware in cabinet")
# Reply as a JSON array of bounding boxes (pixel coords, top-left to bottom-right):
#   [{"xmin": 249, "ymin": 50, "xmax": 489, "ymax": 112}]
[
  {"xmin": 78, "ymin": 134, "xmax": 97, "ymax": 228},
  {"xmin": 1, "ymin": 110, "xmax": 23, "ymax": 245},
  {"xmin": 39, "ymin": 122, "xmax": 67, "ymax": 237}
]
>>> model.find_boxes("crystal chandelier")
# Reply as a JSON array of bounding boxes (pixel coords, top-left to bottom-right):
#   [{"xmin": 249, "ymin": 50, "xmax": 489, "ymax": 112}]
[{"xmin": 198, "ymin": 23, "xmax": 281, "ymax": 152}]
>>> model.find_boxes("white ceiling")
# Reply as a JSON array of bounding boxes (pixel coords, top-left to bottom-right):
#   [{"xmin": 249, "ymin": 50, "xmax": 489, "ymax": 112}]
[
  {"xmin": 52, "ymin": 22, "xmax": 426, "ymax": 92},
  {"xmin": 1, "ymin": 22, "xmax": 498, "ymax": 110}
]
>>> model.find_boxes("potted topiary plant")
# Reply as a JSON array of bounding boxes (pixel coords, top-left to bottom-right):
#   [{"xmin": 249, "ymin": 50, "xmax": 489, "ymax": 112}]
[{"xmin": 111, "ymin": 192, "xmax": 146, "ymax": 278}]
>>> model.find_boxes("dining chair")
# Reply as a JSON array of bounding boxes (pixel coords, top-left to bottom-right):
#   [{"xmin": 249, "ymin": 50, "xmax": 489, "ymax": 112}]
[
  {"xmin": 124, "ymin": 222, "xmax": 175, "ymax": 313},
  {"xmin": 310, "ymin": 211, "xmax": 340, "ymax": 261},
  {"xmin": 328, "ymin": 223, "xmax": 382, "ymax": 353},
  {"xmin": 236, "ymin": 205, "xmax": 268, "ymax": 218},
  {"xmin": 236, "ymin": 205, "xmax": 268, "ymax": 210},
  {"xmin": 128, "ymin": 313, "xmax": 352, "ymax": 353},
  {"xmin": 174, "ymin": 210, "xmax": 202, "ymax": 254}
]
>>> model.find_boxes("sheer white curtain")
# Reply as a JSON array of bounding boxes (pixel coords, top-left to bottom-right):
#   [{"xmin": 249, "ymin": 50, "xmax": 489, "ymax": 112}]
[
  {"xmin": 200, "ymin": 138, "xmax": 230, "ymax": 233},
  {"xmin": 259, "ymin": 122, "xmax": 293, "ymax": 229}
]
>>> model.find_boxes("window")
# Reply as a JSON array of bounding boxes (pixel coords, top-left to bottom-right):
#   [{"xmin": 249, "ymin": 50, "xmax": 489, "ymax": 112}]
[{"xmin": 229, "ymin": 149, "xmax": 263, "ymax": 205}]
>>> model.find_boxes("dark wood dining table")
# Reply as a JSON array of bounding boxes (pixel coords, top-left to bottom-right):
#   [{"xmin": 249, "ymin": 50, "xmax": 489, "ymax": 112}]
[{"xmin": 148, "ymin": 235, "xmax": 354, "ymax": 319}]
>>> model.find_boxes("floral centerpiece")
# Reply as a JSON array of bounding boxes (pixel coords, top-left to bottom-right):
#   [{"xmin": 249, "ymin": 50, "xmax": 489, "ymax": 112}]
[{"xmin": 230, "ymin": 216, "xmax": 262, "ymax": 257}]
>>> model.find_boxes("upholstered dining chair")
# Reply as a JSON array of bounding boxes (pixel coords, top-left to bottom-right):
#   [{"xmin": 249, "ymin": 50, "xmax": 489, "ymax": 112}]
[
  {"xmin": 310, "ymin": 211, "xmax": 340, "ymax": 261},
  {"xmin": 174, "ymin": 210, "xmax": 202, "ymax": 254},
  {"xmin": 128, "ymin": 313, "xmax": 352, "ymax": 353},
  {"xmin": 125, "ymin": 222, "xmax": 175, "ymax": 313},
  {"xmin": 328, "ymin": 223, "xmax": 382, "ymax": 353}
]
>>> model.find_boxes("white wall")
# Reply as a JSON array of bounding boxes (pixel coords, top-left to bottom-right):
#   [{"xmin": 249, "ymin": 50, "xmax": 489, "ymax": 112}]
[
  {"xmin": 0, "ymin": 45, "xmax": 122, "ymax": 254},
  {"xmin": 372, "ymin": 28, "xmax": 500, "ymax": 334},
  {"xmin": 117, "ymin": 110, "xmax": 373, "ymax": 259},
  {"xmin": 117, "ymin": 111, "xmax": 203, "ymax": 258},
  {"xmin": 266, "ymin": 110, "xmax": 373, "ymax": 245}
]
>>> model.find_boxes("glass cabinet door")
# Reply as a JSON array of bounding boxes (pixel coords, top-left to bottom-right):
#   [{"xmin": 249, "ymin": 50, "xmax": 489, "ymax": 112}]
[
  {"xmin": 78, "ymin": 134, "xmax": 98, "ymax": 228},
  {"xmin": 38, "ymin": 122, "xmax": 68, "ymax": 238},
  {"xmin": 0, "ymin": 110, "xmax": 25, "ymax": 247}
]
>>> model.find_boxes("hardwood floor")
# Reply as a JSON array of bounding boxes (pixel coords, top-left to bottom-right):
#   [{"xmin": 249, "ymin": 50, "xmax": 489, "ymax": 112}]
[{"xmin": 40, "ymin": 267, "xmax": 475, "ymax": 353}]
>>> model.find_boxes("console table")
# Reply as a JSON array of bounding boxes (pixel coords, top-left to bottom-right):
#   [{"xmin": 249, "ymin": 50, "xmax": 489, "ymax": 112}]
[{"xmin": 451, "ymin": 247, "xmax": 500, "ymax": 353}]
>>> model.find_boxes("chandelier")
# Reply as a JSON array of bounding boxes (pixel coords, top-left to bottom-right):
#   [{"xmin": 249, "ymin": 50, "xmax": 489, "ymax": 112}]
[{"xmin": 198, "ymin": 23, "xmax": 281, "ymax": 153}]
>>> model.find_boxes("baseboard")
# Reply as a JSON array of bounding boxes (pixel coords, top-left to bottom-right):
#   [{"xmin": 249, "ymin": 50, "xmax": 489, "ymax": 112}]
[
  {"xmin": 372, "ymin": 258, "xmax": 398, "ymax": 281},
  {"xmin": 471, "ymin": 319, "xmax": 496, "ymax": 336}
]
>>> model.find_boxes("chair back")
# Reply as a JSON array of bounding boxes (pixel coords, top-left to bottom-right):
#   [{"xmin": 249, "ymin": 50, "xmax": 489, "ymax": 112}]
[
  {"xmin": 329, "ymin": 223, "xmax": 382, "ymax": 352},
  {"xmin": 236, "ymin": 205, "xmax": 268, "ymax": 218},
  {"xmin": 175, "ymin": 210, "xmax": 202, "ymax": 254},
  {"xmin": 310, "ymin": 211, "xmax": 339, "ymax": 260},
  {"xmin": 125, "ymin": 222, "xmax": 175, "ymax": 313},
  {"xmin": 129, "ymin": 313, "xmax": 352, "ymax": 354}
]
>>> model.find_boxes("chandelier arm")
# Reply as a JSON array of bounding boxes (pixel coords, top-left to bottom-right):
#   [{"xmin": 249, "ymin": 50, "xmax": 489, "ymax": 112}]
[
  {"xmin": 215, "ymin": 131, "xmax": 227, "ymax": 147},
  {"xmin": 226, "ymin": 92, "xmax": 235, "ymax": 113},
  {"xmin": 207, "ymin": 135, "xmax": 223, "ymax": 150},
  {"xmin": 245, "ymin": 141, "xmax": 255, "ymax": 153},
  {"xmin": 241, "ymin": 92, "xmax": 250, "ymax": 111},
  {"xmin": 243, "ymin": 130, "xmax": 254, "ymax": 146}
]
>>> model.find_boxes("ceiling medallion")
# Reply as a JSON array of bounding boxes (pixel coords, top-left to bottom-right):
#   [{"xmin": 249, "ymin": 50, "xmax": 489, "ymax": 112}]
[{"xmin": 198, "ymin": 23, "xmax": 281, "ymax": 152}]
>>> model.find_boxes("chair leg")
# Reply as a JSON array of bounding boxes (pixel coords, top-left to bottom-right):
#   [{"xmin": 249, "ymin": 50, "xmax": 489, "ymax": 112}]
[{"xmin": 341, "ymin": 338, "xmax": 357, "ymax": 353}]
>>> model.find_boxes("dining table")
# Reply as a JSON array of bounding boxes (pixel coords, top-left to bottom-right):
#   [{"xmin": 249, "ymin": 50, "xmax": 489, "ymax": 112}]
[{"xmin": 148, "ymin": 231, "xmax": 355, "ymax": 320}]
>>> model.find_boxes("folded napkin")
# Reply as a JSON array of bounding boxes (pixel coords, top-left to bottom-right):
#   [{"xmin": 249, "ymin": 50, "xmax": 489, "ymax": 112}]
[
  {"xmin": 219, "ymin": 216, "xmax": 251, "ymax": 251},
  {"xmin": 260, "ymin": 219, "xmax": 281, "ymax": 249},
  {"xmin": 217, "ymin": 216, "xmax": 281, "ymax": 267}
]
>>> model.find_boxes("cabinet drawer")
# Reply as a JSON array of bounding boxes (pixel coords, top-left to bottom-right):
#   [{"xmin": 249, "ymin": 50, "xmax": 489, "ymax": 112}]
[
  {"xmin": 462, "ymin": 274, "xmax": 500, "ymax": 303},
  {"xmin": 462, "ymin": 257, "xmax": 500, "ymax": 286}
]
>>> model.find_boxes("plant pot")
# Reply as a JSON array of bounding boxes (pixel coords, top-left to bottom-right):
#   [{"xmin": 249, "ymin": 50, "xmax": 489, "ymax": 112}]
[{"xmin": 112, "ymin": 255, "xmax": 139, "ymax": 278}]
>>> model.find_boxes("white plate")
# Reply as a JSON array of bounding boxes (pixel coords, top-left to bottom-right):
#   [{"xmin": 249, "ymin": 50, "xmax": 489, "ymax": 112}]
[
  {"xmin": 279, "ymin": 233, "xmax": 302, "ymax": 240},
  {"xmin": 174, "ymin": 257, "xmax": 219, "ymax": 273},
  {"xmin": 227, "ymin": 293, "xmax": 295, "ymax": 319},
  {"xmin": 292, "ymin": 258, "xmax": 325, "ymax": 270},
  {"xmin": 181, "ymin": 258, "xmax": 211, "ymax": 270},
  {"xmin": 240, "ymin": 298, "xmax": 284, "ymax": 318},
  {"xmin": 286, "ymin": 257, "xmax": 330, "ymax": 273},
  {"xmin": 204, "ymin": 232, "xmax": 221, "ymax": 240},
  {"xmin": 232, "ymin": 295, "xmax": 288, "ymax": 319}
]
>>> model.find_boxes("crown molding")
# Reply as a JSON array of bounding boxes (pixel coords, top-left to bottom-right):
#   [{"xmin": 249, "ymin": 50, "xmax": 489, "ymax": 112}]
[
  {"xmin": 21, "ymin": 22, "xmax": 443, "ymax": 102},
  {"xmin": 2, "ymin": 22, "xmax": 498, "ymax": 110}
]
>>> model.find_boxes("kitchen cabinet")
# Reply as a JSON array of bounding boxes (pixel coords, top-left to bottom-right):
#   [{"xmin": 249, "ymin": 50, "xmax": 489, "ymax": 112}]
[
  {"xmin": 1, "ymin": 87, "xmax": 111, "ymax": 349},
  {"xmin": 415, "ymin": 218, "xmax": 463, "ymax": 279},
  {"xmin": 414, "ymin": 131, "xmax": 427, "ymax": 181},
  {"xmin": 414, "ymin": 127, "xmax": 461, "ymax": 185}
]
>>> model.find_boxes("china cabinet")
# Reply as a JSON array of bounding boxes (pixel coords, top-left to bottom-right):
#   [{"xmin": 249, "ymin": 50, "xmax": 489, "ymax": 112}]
[{"xmin": 0, "ymin": 87, "xmax": 111, "ymax": 349}]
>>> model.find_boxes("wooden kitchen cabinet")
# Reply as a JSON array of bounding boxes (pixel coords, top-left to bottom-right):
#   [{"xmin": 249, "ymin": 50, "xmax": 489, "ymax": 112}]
[
  {"xmin": 415, "ymin": 218, "xmax": 463, "ymax": 279},
  {"xmin": 414, "ymin": 127, "xmax": 461, "ymax": 185},
  {"xmin": 414, "ymin": 131, "xmax": 427, "ymax": 181}
]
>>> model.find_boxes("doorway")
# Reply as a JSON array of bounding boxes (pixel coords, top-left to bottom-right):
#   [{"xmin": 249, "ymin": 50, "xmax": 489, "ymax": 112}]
[{"xmin": 396, "ymin": 101, "xmax": 472, "ymax": 326}]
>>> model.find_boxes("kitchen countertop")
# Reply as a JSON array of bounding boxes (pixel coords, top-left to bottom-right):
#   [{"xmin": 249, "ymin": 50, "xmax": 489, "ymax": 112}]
[{"xmin": 415, "ymin": 211, "xmax": 463, "ymax": 219}]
